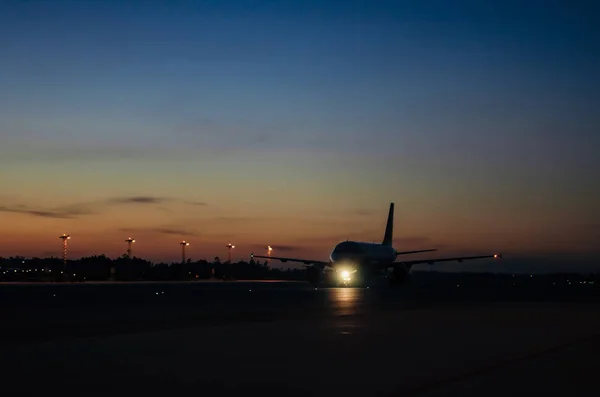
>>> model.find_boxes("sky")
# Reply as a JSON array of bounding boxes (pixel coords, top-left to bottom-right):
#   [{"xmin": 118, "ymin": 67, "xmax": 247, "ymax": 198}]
[{"xmin": 0, "ymin": 0, "xmax": 598, "ymax": 272}]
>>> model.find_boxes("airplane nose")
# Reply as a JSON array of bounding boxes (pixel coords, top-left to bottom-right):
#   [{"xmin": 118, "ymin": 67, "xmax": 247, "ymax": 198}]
[
  {"xmin": 330, "ymin": 251, "xmax": 342, "ymax": 262},
  {"xmin": 330, "ymin": 241, "xmax": 363, "ymax": 263}
]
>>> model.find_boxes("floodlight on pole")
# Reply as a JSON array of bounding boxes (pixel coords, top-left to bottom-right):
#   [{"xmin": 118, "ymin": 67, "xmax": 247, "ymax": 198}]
[
  {"xmin": 59, "ymin": 234, "xmax": 70, "ymax": 266},
  {"xmin": 180, "ymin": 241, "xmax": 189, "ymax": 263},
  {"xmin": 125, "ymin": 237, "xmax": 135, "ymax": 258},
  {"xmin": 226, "ymin": 243, "xmax": 235, "ymax": 263}
]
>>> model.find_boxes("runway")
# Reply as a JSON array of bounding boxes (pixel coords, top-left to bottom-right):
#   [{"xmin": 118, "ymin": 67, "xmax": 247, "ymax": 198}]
[{"xmin": 2, "ymin": 281, "xmax": 599, "ymax": 396}]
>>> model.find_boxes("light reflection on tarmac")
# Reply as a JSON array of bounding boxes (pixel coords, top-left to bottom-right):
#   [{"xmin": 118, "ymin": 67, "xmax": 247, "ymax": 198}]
[{"xmin": 1, "ymin": 282, "xmax": 600, "ymax": 396}]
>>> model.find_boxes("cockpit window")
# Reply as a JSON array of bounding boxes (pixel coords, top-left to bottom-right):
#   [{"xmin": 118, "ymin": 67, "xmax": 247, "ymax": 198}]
[{"xmin": 333, "ymin": 241, "xmax": 363, "ymax": 255}]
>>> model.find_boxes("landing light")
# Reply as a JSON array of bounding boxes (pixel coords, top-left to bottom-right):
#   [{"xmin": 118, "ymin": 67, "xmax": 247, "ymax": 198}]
[{"xmin": 339, "ymin": 270, "xmax": 352, "ymax": 282}]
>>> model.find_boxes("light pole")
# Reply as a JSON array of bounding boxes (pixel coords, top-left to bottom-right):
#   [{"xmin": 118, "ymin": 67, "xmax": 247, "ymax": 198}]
[
  {"xmin": 59, "ymin": 234, "xmax": 70, "ymax": 276},
  {"xmin": 59, "ymin": 234, "xmax": 70, "ymax": 265},
  {"xmin": 226, "ymin": 243, "xmax": 235, "ymax": 263},
  {"xmin": 125, "ymin": 237, "xmax": 135, "ymax": 259},
  {"xmin": 180, "ymin": 241, "xmax": 189, "ymax": 263}
]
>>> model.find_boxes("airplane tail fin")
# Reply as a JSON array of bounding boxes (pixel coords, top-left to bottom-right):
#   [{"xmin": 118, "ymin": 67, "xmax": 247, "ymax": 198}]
[{"xmin": 382, "ymin": 202, "xmax": 394, "ymax": 246}]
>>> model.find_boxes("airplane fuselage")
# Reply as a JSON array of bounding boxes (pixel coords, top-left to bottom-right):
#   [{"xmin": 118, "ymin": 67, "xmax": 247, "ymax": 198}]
[{"xmin": 329, "ymin": 241, "xmax": 396, "ymax": 270}]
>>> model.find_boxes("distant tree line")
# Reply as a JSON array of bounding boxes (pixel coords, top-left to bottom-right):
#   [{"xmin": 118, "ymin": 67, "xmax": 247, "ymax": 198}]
[
  {"xmin": 0, "ymin": 255, "xmax": 307, "ymax": 282},
  {"xmin": 1, "ymin": 256, "xmax": 598, "ymax": 286}
]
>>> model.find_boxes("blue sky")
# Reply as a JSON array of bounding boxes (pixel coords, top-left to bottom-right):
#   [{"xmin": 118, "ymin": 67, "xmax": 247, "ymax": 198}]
[{"xmin": 0, "ymin": 0, "xmax": 598, "ymax": 270}]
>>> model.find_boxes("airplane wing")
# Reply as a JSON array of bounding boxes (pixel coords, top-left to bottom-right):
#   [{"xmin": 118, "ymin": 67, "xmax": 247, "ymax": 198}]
[
  {"xmin": 397, "ymin": 253, "xmax": 501, "ymax": 266},
  {"xmin": 396, "ymin": 249, "xmax": 437, "ymax": 256},
  {"xmin": 250, "ymin": 253, "xmax": 329, "ymax": 267}
]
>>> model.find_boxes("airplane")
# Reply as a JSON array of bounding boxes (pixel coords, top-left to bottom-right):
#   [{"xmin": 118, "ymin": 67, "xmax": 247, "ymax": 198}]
[{"xmin": 250, "ymin": 202, "xmax": 501, "ymax": 287}]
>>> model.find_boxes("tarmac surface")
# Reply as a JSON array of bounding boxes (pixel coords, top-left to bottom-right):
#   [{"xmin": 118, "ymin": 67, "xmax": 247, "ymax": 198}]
[{"xmin": 2, "ymin": 280, "xmax": 600, "ymax": 396}]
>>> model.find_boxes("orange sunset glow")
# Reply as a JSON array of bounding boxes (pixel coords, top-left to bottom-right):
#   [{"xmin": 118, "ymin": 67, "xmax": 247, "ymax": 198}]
[{"xmin": 0, "ymin": 162, "xmax": 597, "ymax": 270}]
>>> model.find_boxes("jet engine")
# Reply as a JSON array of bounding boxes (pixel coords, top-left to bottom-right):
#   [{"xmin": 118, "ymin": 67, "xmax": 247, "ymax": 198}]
[{"xmin": 306, "ymin": 266, "xmax": 320, "ymax": 285}]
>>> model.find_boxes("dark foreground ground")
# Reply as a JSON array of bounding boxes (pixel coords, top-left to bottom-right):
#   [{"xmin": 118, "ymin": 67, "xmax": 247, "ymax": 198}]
[{"xmin": 2, "ymin": 280, "xmax": 600, "ymax": 396}]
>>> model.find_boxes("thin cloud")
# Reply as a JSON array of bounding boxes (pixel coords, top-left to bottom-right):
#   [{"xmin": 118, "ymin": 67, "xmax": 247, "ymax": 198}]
[
  {"xmin": 209, "ymin": 216, "xmax": 334, "ymax": 226},
  {"xmin": 0, "ymin": 206, "xmax": 73, "ymax": 219},
  {"xmin": 118, "ymin": 227, "xmax": 198, "ymax": 237},
  {"xmin": 107, "ymin": 196, "xmax": 170, "ymax": 205},
  {"xmin": 154, "ymin": 228, "xmax": 198, "ymax": 236},
  {"xmin": 0, "ymin": 204, "xmax": 96, "ymax": 219},
  {"xmin": 106, "ymin": 196, "xmax": 208, "ymax": 208},
  {"xmin": 0, "ymin": 196, "xmax": 207, "ymax": 220}
]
